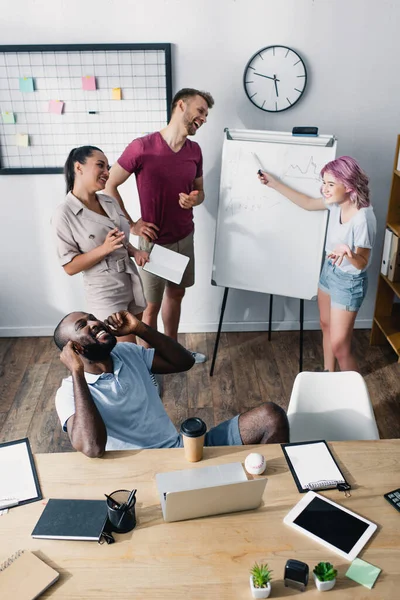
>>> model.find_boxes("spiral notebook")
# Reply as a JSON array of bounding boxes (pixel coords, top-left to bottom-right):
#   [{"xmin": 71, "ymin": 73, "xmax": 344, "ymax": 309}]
[
  {"xmin": 0, "ymin": 550, "xmax": 59, "ymax": 599},
  {"xmin": 281, "ymin": 440, "xmax": 349, "ymax": 493}
]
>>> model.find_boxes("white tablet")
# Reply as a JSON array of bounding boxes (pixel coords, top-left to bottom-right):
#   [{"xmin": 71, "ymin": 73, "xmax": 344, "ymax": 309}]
[{"xmin": 284, "ymin": 491, "xmax": 377, "ymax": 561}]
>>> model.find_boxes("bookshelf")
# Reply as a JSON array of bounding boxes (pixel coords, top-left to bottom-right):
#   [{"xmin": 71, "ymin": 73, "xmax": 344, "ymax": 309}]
[{"xmin": 370, "ymin": 135, "xmax": 400, "ymax": 361}]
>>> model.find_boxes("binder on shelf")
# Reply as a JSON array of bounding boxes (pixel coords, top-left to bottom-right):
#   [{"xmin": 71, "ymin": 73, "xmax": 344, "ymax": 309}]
[
  {"xmin": 381, "ymin": 228, "xmax": 393, "ymax": 276},
  {"xmin": 388, "ymin": 233, "xmax": 400, "ymax": 282}
]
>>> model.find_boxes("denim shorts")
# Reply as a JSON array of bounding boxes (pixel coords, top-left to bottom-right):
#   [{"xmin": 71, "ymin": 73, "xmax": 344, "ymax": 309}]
[
  {"xmin": 177, "ymin": 415, "xmax": 242, "ymax": 447},
  {"xmin": 318, "ymin": 258, "xmax": 368, "ymax": 312}
]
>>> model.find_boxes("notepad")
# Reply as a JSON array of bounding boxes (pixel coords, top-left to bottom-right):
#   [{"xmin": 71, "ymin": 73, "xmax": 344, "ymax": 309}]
[
  {"xmin": 32, "ymin": 498, "xmax": 108, "ymax": 541},
  {"xmin": 143, "ymin": 244, "xmax": 190, "ymax": 284},
  {"xmin": 0, "ymin": 438, "xmax": 42, "ymax": 509},
  {"xmin": 0, "ymin": 550, "xmax": 59, "ymax": 599},
  {"xmin": 345, "ymin": 558, "xmax": 381, "ymax": 589},
  {"xmin": 281, "ymin": 440, "xmax": 347, "ymax": 493}
]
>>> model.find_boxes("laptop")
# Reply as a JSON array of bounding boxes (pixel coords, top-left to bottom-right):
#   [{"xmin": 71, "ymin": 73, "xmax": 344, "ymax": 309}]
[{"xmin": 156, "ymin": 462, "xmax": 267, "ymax": 522}]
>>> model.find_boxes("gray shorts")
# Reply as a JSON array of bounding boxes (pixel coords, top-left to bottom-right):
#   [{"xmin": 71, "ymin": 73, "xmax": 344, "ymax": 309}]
[{"xmin": 176, "ymin": 415, "xmax": 242, "ymax": 447}]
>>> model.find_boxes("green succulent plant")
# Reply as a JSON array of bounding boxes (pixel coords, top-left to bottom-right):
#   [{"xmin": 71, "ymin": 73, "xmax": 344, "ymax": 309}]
[
  {"xmin": 250, "ymin": 562, "xmax": 273, "ymax": 588},
  {"xmin": 313, "ymin": 562, "xmax": 337, "ymax": 582}
]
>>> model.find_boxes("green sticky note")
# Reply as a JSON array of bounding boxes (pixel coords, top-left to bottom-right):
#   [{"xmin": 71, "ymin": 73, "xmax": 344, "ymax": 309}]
[
  {"xmin": 2, "ymin": 111, "xmax": 15, "ymax": 124},
  {"xmin": 345, "ymin": 558, "xmax": 381, "ymax": 589},
  {"xmin": 19, "ymin": 77, "xmax": 34, "ymax": 92}
]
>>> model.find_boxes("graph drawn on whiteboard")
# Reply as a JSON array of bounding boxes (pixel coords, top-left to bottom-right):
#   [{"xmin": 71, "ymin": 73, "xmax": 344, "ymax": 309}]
[
  {"xmin": 212, "ymin": 132, "xmax": 337, "ymax": 300},
  {"xmin": 282, "ymin": 155, "xmax": 321, "ymax": 183}
]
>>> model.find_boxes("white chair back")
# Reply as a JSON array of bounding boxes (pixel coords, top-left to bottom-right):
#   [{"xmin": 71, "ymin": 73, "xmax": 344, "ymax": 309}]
[{"xmin": 287, "ymin": 371, "xmax": 380, "ymax": 442}]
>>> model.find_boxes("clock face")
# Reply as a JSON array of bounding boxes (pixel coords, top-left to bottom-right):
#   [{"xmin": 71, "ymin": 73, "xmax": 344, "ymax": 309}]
[{"xmin": 243, "ymin": 46, "xmax": 307, "ymax": 113}]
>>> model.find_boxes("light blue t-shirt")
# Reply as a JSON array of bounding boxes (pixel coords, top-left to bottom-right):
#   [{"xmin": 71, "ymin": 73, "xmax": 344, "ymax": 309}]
[
  {"xmin": 325, "ymin": 204, "xmax": 377, "ymax": 274},
  {"xmin": 55, "ymin": 343, "xmax": 180, "ymax": 450}
]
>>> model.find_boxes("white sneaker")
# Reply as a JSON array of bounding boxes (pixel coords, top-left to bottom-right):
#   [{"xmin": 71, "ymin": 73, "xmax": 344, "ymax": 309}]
[{"xmin": 190, "ymin": 351, "xmax": 206, "ymax": 364}]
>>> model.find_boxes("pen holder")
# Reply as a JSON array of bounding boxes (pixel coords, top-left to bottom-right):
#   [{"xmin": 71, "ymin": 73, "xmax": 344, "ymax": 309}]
[{"xmin": 106, "ymin": 489, "xmax": 136, "ymax": 533}]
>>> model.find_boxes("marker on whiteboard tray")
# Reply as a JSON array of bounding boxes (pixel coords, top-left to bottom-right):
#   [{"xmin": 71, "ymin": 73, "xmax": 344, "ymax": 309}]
[
  {"xmin": 292, "ymin": 126, "xmax": 318, "ymax": 137},
  {"xmin": 88, "ymin": 110, "xmax": 97, "ymax": 114}
]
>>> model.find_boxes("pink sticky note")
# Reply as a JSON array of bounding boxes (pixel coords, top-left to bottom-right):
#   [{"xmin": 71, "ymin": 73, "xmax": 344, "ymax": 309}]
[
  {"xmin": 48, "ymin": 100, "xmax": 64, "ymax": 115},
  {"xmin": 82, "ymin": 76, "xmax": 96, "ymax": 91}
]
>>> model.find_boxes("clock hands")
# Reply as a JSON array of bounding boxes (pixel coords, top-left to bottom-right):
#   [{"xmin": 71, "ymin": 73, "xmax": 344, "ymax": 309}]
[
  {"xmin": 273, "ymin": 74, "xmax": 279, "ymax": 98},
  {"xmin": 254, "ymin": 72, "xmax": 280, "ymax": 82},
  {"xmin": 254, "ymin": 72, "xmax": 280, "ymax": 98}
]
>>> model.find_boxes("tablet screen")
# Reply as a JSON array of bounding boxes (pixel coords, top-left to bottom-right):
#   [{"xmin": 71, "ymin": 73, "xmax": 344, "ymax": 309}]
[{"xmin": 293, "ymin": 496, "xmax": 369, "ymax": 553}]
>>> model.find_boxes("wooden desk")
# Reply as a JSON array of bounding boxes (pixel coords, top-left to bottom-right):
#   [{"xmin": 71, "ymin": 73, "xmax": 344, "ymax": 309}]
[{"xmin": 1, "ymin": 441, "xmax": 399, "ymax": 599}]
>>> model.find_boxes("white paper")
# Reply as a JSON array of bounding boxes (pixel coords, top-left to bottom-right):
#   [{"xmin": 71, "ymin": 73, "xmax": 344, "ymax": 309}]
[
  {"xmin": 0, "ymin": 441, "xmax": 39, "ymax": 504},
  {"xmin": 143, "ymin": 244, "xmax": 189, "ymax": 284},
  {"xmin": 285, "ymin": 442, "xmax": 344, "ymax": 489}
]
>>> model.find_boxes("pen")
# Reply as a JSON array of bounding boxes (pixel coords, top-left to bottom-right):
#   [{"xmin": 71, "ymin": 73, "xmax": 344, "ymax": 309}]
[
  {"xmin": 126, "ymin": 489, "xmax": 137, "ymax": 509},
  {"xmin": 0, "ymin": 498, "xmax": 19, "ymax": 509},
  {"xmin": 104, "ymin": 493, "xmax": 121, "ymax": 509},
  {"xmin": 115, "ymin": 489, "xmax": 137, "ymax": 529},
  {"xmin": 253, "ymin": 152, "xmax": 265, "ymax": 176}
]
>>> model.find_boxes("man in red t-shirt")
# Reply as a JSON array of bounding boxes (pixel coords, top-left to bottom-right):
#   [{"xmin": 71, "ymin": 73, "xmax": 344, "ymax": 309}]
[{"xmin": 106, "ymin": 88, "xmax": 214, "ymax": 363}]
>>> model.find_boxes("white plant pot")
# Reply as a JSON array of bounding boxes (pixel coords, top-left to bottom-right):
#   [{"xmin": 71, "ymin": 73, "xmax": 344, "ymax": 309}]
[
  {"xmin": 250, "ymin": 575, "xmax": 271, "ymax": 598},
  {"xmin": 313, "ymin": 572, "xmax": 336, "ymax": 591}
]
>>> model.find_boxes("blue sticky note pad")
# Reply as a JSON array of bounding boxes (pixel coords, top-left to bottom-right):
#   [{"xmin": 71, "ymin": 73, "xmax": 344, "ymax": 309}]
[
  {"xmin": 19, "ymin": 77, "xmax": 34, "ymax": 92},
  {"xmin": 345, "ymin": 558, "xmax": 381, "ymax": 589}
]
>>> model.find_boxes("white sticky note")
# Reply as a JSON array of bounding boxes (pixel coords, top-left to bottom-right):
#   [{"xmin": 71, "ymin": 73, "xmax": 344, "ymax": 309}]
[{"xmin": 16, "ymin": 133, "xmax": 29, "ymax": 147}]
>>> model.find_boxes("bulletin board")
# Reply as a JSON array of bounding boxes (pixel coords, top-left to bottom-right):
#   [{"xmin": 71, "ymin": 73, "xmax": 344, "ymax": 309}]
[{"xmin": 0, "ymin": 43, "xmax": 172, "ymax": 174}]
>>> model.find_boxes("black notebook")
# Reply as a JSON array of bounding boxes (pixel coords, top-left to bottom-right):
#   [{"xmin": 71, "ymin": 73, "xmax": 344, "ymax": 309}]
[{"xmin": 31, "ymin": 499, "xmax": 108, "ymax": 541}]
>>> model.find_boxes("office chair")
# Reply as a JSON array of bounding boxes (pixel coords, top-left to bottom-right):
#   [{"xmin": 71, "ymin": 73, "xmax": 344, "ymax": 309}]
[{"xmin": 287, "ymin": 371, "xmax": 380, "ymax": 442}]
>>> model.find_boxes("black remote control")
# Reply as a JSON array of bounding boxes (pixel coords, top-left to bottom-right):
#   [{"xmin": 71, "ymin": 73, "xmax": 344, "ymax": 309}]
[{"xmin": 384, "ymin": 488, "xmax": 400, "ymax": 512}]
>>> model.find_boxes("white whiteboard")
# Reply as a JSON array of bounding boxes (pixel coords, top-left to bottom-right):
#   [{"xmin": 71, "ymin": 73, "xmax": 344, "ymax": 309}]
[{"xmin": 212, "ymin": 131, "xmax": 337, "ymax": 301}]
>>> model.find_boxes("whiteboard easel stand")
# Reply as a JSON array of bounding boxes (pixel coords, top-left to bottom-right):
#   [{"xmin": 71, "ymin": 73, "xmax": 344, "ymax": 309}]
[
  {"xmin": 210, "ymin": 128, "xmax": 335, "ymax": 378},
  {"xmin": 209, "ymin": 289, "xmax": 305, "ymax": 376}
]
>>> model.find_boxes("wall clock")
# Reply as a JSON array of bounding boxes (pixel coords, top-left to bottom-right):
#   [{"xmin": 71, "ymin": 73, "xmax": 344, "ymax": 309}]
[{"xmin": 243, "ymin": 45, "xmax": 307, "ymax": 113}]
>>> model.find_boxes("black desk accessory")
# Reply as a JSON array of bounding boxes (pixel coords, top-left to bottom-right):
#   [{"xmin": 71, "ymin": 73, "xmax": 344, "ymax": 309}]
[
  {"xmin": 106, "ymin": 489, "xmax": 137, "ymax": 533},
  {"xmin": 284, "ymin": 559, "xmax": 309, "ymax": 592},
  {"xmin": 384, "ymin": 488, "xmax": 400, "ymax": 512}
]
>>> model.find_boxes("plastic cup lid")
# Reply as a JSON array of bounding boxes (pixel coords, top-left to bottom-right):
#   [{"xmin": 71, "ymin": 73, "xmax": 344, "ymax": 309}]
[{"xmin": 180, "ymin": 417, "xmax": 207, "ymax": 437}]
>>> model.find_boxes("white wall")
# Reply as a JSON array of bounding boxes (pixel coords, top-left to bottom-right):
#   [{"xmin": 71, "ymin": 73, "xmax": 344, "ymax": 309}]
[{"xmin": 0, "ymin": 0, "xmax": 398, "ymax": 335}]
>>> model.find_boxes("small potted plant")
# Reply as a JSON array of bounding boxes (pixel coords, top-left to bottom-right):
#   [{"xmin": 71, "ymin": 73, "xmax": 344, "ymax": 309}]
[
  {"xmin": 313, "ymin": 562, "xmax": 337, "ymax": 591},
  {"xmin": 249, "ymin": 562, "xmax": 272, "ymax": 598}
]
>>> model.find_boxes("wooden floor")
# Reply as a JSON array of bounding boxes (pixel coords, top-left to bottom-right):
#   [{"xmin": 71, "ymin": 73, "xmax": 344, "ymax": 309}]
[{"xmin": 0, "ymin": 330, "xmax": 399, "ymax": 453}]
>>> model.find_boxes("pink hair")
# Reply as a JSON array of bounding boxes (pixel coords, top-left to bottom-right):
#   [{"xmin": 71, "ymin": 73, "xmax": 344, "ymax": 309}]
[{"xmin": 320, "ymin": 156, "xmax": 370, "ymax": 209}]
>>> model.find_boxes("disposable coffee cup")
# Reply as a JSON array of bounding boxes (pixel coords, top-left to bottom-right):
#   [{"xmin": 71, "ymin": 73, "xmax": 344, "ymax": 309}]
[{"xmin": 180, "ymin": 417, "xmax": 207, "ymax": 462}]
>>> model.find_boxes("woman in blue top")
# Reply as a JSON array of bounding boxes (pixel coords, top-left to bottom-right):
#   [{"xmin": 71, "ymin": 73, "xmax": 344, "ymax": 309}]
[{"xmin": 259, "ymin": 156, "xmax": 376, "ymax": 373}]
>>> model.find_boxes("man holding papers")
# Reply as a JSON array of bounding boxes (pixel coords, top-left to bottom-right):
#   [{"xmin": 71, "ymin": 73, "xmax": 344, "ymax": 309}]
[
  {"xmin": 105, "ymin": 88, "xmax": 214, "ymax": 363},
  {"xmin": 53, "ymin": 310, "xmax": 289, "ymax": 457}
]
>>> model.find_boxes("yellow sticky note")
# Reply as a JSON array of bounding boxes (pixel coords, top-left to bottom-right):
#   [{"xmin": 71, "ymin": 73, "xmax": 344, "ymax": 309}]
[
  {"xmin": 16, "ymin": 133, "xmax": 29, "ymax": 147},
  {"xmin": 112, "ymin": 87, "xmax": 122, "ymax": 100}
]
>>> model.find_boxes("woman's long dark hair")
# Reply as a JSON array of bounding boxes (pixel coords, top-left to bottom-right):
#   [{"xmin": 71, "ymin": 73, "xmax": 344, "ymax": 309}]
[{"xmin": 64, "ymin": 145, "xmax": 103, "ymax": 193}]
